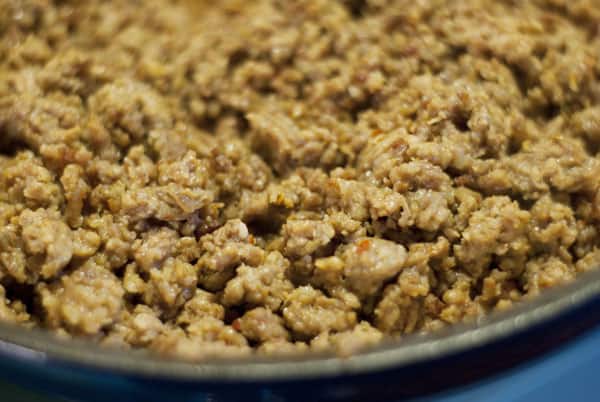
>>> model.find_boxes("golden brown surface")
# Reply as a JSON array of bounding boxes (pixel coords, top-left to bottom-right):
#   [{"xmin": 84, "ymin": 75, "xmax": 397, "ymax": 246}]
[{"xmin": 1, "ymin": 0, "xmax": 600, "ymax": 359}]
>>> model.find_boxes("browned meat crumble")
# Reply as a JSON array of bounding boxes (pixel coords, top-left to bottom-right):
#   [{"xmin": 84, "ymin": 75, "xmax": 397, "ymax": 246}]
[{"xmin": 1, "ymin": 0, "xmax": 600, "ymax": 359}]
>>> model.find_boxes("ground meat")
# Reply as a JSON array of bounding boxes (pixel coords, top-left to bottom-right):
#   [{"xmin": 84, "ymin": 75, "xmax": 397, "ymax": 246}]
[
  {"xmin": 37, "ymin": 256, "xmax": 124, "ymax": 336},
  {"xmin": 88, "ymin": 79, "xmax": 173, "ymax": 151},
  {"xmin": 143, "ymin": 258, "xmax": 197, "ymax": 317},
  {"xmin": 133, "ymin": 227, "xmax": 179, "ymax": 272},
  {"xmin": 197, "ymin": 219, "xmax": 264, "ymax": 291},
  {"xmin": 337, "ymin": 238, "xmax": 407, "ymax": 299},
  {"xmin": 311, "ymin": 322, "xmax": 383, "ymax": 357},
  {"xmin": 0, "ymin": 285, "xmax": 30, "ymax": 325},
  {"xmin": 0, "ymin": 208, "xmax": 74, "ymax": 284},
  {"xmin": 60, "ymin": 164, "xmax": 90, "ymax": 228},
  {"xmin": 222, "ymin": 251, "xmax": 294, "ymax": 312},
  {"xmin": 374, "ymin": 284, "xmax": 424, "ymax": 334},
  {"xmin": 524, "ymin": 257, "xmax": 576, "ymax": 296},
  {"xmin": 151, "ymin": 322, "xmax": 251, "ymax": 361},
  {"xmin": 257, "ymin": 340, "xmax": 310, "ymax": 357},
  {"xmin": 85, "ymin": 214, "xmax": 136, "ymax": 270},
  {"xmin": 454, "ymin": 197, "xmax": 531, "ymax": 279},
  {"xmin": 235, "ymin": 307, "xmax": 290, "ymax": 343},
  {"xmin": 282, "ymin": 286, "xmax": 357, "ymax": 339},
  {"xmin": 281, "ymin": 218, "xmax": 335, "ymax": 259},
  {"xmin": 247, "ymin": 104, "xmax": 343, "ymax": 175},
  {"xmin": 0, "ymin": 0, "xmax": 599, "ymax": 360},
  {"xmin": 177, "ymin": 289, "xmax": 225, "ymax": 325},
  {"xmin": 0, "ymin": 151, "xmax": 63, "ymax": 209},
  {"xmin": 103, "ymin": 305, "xmax": 166, "ymax": 348}
]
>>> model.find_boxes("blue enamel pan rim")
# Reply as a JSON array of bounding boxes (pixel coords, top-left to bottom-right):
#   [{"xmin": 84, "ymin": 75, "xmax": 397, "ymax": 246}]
[{"xmin": 0, "ymin": 268, "xmax": 599, "ymax": 382}]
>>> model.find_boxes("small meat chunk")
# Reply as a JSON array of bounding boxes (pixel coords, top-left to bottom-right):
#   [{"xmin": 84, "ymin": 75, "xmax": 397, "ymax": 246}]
[
  {"xmin": 126, "ymin": 306, "xmax": 166, "ymax": 346},
  {"xmin": 197, "ymin": 220, "xmax": 264, "ymax": 291},
  {"xmin": 282, "ymin": 218, "xmax": 335, "ymax": 258},
  {"xmin": 524, "ymin": 257, "xmax": 576, "ymax": 296},
  {"xmin": 311, "ymin": 322, "xmax": 383, "ymax": 357},
  {"xmin": 258, "ymin": 340, "xmax": 310, "ymax": 357},
  {"xmin": 133, "ymin": 227, "xmax": 179, "ymax": 272},
  {"xmin": 85, "ymin": 214, "xmax": 136, "ymax": 269},
  {"xmin": 38, "ymin": 257, "xmax": 124, "ymax": 335},
  {"xmin": 247, "ymin": 104, "xmax": 342, "ymax": 174},
  {"xmin": 529, "ymin": 195, "xmax": 577, "ymax": 252},
  {"xmin": 223, "ymin": 251, "xmax": 294, "ymax": 311},
  {"xmin": 439, "ymin": 276, "xmax": 483, "ymax": 324},
  {"xmin": 477, "ymin": 269, "xmax": 522, "ymax": 309},
  {"xmin": 374, "ymin": 284, "xmax": 424, "ymax": 334},
  {"xmin": 406, "ymin": 190, "xmax": 452, "ymax": 232},
  {"xmin": 106, "ymin": 305, "xmax": 166, "ymax": 348},
  {"xmin": 339, "ymin": 238, "xmax": 407, "ymax": 299},
  {"xmin": 576, "ymin": 249, "xmax": 600, "ymax": 273},
  {"xmin": 235, "ymin": 307, "xmax": 290, "ymax": 343},
  {"xmin": 1, "ymin": 151, "xmax": 63, "ymax": 209},
  {"xmin": 88, "ymin": 79, "xmax": 173, "ymax": 149},
  {"xmin": 572, "ymin": 106, "xmax": 600, "ymax": 146},
  {"xmin": 19, "ymin": 208, "xmax": 74, "ymax": 281},
  {"xmin": 0, "ymin": 285, "xmax": 30, "ymax": 325},
  {"xmin": 327, "ymin": 179, "xmax": 410, "ymax": 227},
  {"xmin": 60, "ymin": 164, "xmax": 90, "ymax": 227},
  {"xmin": 283, "ymin": 286, "xmax": 357, "ymax": 339},
  {"xmin": 454, "ymin": 196, "xmax": 530, "ymax": 278},
  {"xmin": 177, "ymin": 289, "xmax": 225, "ymax": 325},
  {"xmin": 120, "ymin": 184, "xmax": 215, "ymax": 223},
  {"xmin": 143, "ymin": 258, "xmax": 197, "ymax": 315},
  {"xmin": 152, "ymin": 318, "xmax": 250, "ymax": 360}
]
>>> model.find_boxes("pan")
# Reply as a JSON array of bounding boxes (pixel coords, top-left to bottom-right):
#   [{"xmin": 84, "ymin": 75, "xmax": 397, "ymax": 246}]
[{"xmin": 0, "ymin": 267, "xmax": 598, "ymax": 402}]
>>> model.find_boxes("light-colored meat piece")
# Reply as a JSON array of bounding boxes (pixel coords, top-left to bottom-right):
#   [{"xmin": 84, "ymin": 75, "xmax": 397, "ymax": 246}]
[
  {"xmin": 282, "ymin": 286, "xmax": 357, "ymax": 338},
  {"xmin": 235, "ymin": 307, "xmax": 290, "ymax": 343},
  {"xmin": 197, "ymin": 219, "xmax": 265, "ymax": 291},
  {"xmin": 38, "ymin": 257, "xmax": 124, "ymax": 335},
  {"xmin": 223, "ymin": 251, "xmax": 293, "ymax": 311}
]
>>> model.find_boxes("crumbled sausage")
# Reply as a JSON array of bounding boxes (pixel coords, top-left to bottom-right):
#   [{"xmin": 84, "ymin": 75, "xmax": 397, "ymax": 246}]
[
  {"xmin": 223, "ymin": 251, "xmax": 294, "ymax": 312},
  {"xmin": 338, "ymin": 238, "xmax": 407, "ymax": 299},
  {"xmin": 177, "ymin": 289, "xmax": 225, "ymax": 325},
  {"xmin": 143, "ymin": 258, "xmax": 197, "ymax": 316},
  {"xmin": 0, "ymin": 0, "xmax": 598, "ymax": 361},
  {"xmin": 236, "ymin": 307, "xmax": 290, "ymax": 343},
  {"xmin": 18, "ymin": 208, "xmax": 74, "ymax": 282},
  {"xmin": 311, "ymin": 322, "xmax": 383, "ymax": 357},
  {"xmin": 282, "ymin": 286, "xmax": 357, "ymax": 339},
  {"xmin": 374, "ymin": 284, "xmax": 424, "ymax": 334},
  {"xmin": 282, "ymin": 218, "xmax": 335, "ymax": 259},
  {"xmin": 133, "ymin": 228, "xmax": 179, "ymax": 272},
  {"xmin": 37, "ymin": 257, "xmax": 124, "ymax": 335},
  {"xmin": 197, "ymin": 219, "xmax": 264, "ymax": 291}
]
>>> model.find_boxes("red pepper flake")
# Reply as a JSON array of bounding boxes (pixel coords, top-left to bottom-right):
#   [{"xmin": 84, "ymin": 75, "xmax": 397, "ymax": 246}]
[
  {"xmin": 356, "ymin": 239, "xmax": 371, "ymax": 254},
  {"xmin": 232, "ymin": 319, "xmax": 241, "ymax": 331},
  {"xmin": 370, "ymin": 128, "xmax": 383, "ymax": 137}
]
